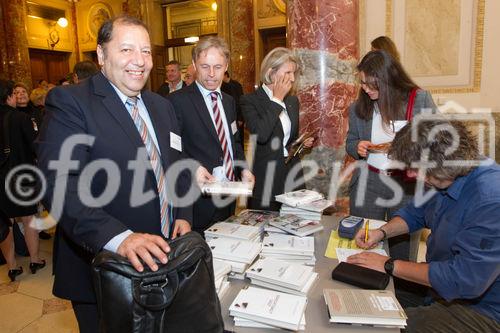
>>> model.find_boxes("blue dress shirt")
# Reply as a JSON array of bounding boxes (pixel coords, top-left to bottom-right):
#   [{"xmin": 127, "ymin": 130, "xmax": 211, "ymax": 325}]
[{"xmin": 395, "ymin": 160, "xmax": 500, "ymax": 323}]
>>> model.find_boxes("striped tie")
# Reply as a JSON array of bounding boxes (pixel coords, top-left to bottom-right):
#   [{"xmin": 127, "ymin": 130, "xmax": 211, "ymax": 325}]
[
  {"xmin": 126, "ymin": 97, "xmax": 171, "ymax": 238},
  {"xmin": 210, "ymin": 92, "xmax": 234, "ymax": 181}
]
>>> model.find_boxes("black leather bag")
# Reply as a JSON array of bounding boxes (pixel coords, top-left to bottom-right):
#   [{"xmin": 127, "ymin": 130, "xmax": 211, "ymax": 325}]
[
  {"xmin": 92, "ymin": 232, "xmax": 224, "ymax": 333},
  {"xmin": 331, "ymin": 262, "xmax": 390, "ymax": 290}
]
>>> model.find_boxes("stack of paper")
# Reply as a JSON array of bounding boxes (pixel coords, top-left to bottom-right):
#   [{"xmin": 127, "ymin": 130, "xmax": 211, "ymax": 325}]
[
  {"xmin": 269, "ymin": 214, "xmax": 324, "ymax": 237},
  {"xmin": 280, "ymin": 198, "xmax": 333, "ymax": 221},
  {"xmin": 229, "ymin": 286, "xmax": 308, "ymax": 331},
  {"xmin": 261, "ymin": 233, "xmax": 316, "ymax": 266},
  {"xmin": 204, "ymin": 222, "xmax": 261, "ymax": 242},
  {"xmin": 207, "ymin": 237, "xmax": 261, "ymax": 278},
  {"xmin": 275, "ymin": 189, "xmax": 324, "ymax": 207},
  {"xmin": 212, "ymin": 259, "xmax": 232, "ymax": 300},
  {"xmin": 323, "ymin": 289, "xmax": 407, "ymax": 328},
  {"xmin": 224, "ymin": 209, "xmax": 278, "ymax": 238},
  {"xmin": 246, "ymin": 257, "xmax": 318, "ymax": 296}
]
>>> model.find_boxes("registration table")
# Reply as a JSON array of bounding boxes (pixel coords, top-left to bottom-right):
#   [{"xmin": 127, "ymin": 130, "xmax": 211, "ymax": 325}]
[{"xmin": 220, "ymin": 215, "xmax": 399, "ymax": 333}]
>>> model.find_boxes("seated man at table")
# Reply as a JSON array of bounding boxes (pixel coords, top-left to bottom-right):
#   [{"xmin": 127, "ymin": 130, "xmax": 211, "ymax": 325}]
[{"xmin": 347, "ymin": 119, "xmax": 500, "ymax": 333}]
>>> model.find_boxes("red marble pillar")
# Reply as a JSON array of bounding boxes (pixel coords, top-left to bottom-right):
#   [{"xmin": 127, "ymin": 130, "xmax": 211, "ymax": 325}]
[
  {"xmin": 288, "ymin": 0, "xmax": 359, "ymax": 207},
  {"xmin": 227, "ymin": 0, "xmax": 254, "ymax": 93},
  {"xmin": 1, "ymin": 0, "xmax": 32, "ymax": 88}
]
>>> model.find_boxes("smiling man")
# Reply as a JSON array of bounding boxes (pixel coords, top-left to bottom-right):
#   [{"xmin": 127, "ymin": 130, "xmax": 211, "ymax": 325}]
[
  {"xmin": 348, "ymin": 119, "xmax": 500, "ymax": 332},
  {"xmin": 37, "ymin": 16, "xmax": 192, "ymax": 331},
  {"xmin": 167, "ymin": 36, "xmax": 254, "ymax": 234}
]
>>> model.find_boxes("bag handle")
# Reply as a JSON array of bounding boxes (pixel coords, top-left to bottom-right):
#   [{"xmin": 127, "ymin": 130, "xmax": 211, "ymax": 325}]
[
  {"xmin": 405, "ymin": 88, "xmax": 418, "ymax": 121},
  {"xmin": 132, "ymin": 271, "xmax": 179, "ymax": 311}
]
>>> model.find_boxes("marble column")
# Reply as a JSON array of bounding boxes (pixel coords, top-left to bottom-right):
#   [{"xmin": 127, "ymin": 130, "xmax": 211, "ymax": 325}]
[
  {"xmin": 227, "ymin": 0, "xmax": 255, "ymax": 93},
  {"xmin": 1, "ymin": 0, "xmax": 32, "ymax": 88},
  {"xmin": 288, "ymin": 0, "xmax": 359, "ymax": 212}
]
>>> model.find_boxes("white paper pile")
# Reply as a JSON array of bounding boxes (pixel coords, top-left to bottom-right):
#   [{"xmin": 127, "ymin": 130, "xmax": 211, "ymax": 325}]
[
  {"xmin": 261, "ymin": 233, "xmax": 316, "ymax": 266},
  {"xmin": 204, "ymin": 222, "xmax": 261, "ymax": 242},
  {"xmin": 212, "ymin": 259, "xmax": 232, "ymax": 300},
  {"xmin": 246, "ymin": 257, "xmax": 318, "ymax": 296},
  {"xmin": 275, "ymin": 189, "xmax": 324, "ymax": 207},
  {"xmin": 280, "ymin": 198, "xmax": 333, "ymax": 221},
  {"xmin": 269, "ymin": 214, "xmax": 323, "ymax": 237},
  {"xmin": 229, "ymin": 286, "xmax": 307, "ymax": 331},
  {"xmin": 224, "ymin": 209, "xmax": 279, "ymax": 239},
  {"xmin": 207, "ymin": 237, "xmax": 261, "ymax": 278}
]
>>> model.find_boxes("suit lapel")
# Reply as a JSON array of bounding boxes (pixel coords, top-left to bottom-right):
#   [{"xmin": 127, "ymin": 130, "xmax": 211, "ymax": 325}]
[
  {"xmin": 284, "ymin": 95, "xmax": 299, "ymax": 140},
  {"xmin": 93, "ymin": 74, "xmax": 145, "ymax": 150},
  {"xmin": 190, "ymin": 84, "xmax": 221, "ymax": 145},
  {"xmin": 142, "ymin": 92, "xmax": 170, "ymax": 170},
  {"xmin": 92, "ymin": 73, "xmax": 158, "ymax": 187}
]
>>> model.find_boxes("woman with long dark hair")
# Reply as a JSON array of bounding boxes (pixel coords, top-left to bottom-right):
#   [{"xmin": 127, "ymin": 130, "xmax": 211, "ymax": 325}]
[{"xmin": 345, "ymin": 50, "xmax": 437, "ymax": 261}]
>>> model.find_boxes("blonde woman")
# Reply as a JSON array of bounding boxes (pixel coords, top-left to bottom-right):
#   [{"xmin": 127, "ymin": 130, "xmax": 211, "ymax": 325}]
[{"xmin": 241, "ymin": 47, "xmax": 313, "ymax": 210}]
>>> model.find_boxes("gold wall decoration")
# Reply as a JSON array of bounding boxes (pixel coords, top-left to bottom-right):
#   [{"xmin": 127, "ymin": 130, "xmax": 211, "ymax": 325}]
[
  {"xmin": 272, "ymin": 0, "xmax": 286, "ymax": 13},
  {"xmin": 87, "ymin": 2, "xmax": 113, "ymax": 40},
  {"xmin": 386, "ymin": 0, "xmax": 484, "ymax": 94}
]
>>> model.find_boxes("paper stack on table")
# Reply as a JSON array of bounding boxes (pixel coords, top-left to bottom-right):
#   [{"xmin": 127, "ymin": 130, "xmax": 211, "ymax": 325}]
[
  {"xmin": 207, "ymin": 237, "xmax": 261, "ymax": 279},
  {"xmin": 279, "ymin": 198, "xmax": 334, "ymax": 221},
  {"xmin": 212, "ymin": 259, "xmax": 232, "ymax": 300},
  {"xmin": 204, "ymin": 222, "xmax": 261, "ymax": 242},
  {"xmin": 261, "ymin": 233, "xmax": 316, "ymax": 266},
  {"xmin": 245, "ymin": 257, "xmax": 318, "ymax": 296},
  {"xmin": 323, "ymin": 289, "xmax": 407, "ymax": 328},
  {"xmin": 269, "ymin": 214, "xmax": 324, "ymax": 237},
  {"xmin": 223, "ymin": 209, "xmax": 279, "ymax": 238},
  {"xmin": 275, "ymin": 189, "xmax": 324, "ymax": 207},
  {"xmin": 229, "ymin": 286, "xmax": 308, "ymax": 331}
]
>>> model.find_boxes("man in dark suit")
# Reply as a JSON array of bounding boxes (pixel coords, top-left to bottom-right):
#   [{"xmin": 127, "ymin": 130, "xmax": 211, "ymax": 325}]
[
  {"xmin": 157, "ymin": 60, "xmax": 187, "ymax": 97},
  {"xmin": 167, "ymin": 36, "xmax": 254, "ymax": 234},
  {"xmin": 221, "ymin": 71, "xmax": 245, "ymax": 146},
  {"xmin": 37, "ymin": 16, "xmax": 192, "ymax": 332}
]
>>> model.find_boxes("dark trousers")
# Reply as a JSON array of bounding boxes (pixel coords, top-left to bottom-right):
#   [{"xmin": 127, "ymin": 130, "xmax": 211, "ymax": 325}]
[{"xmin": 72, "ymin": 301, "xmax": 99, "ymax": 333}]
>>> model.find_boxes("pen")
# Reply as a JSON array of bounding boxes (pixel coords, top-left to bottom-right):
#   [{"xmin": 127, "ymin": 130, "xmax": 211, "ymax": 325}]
[{"xmin": 364, "ymin": 219, "xmax": 370, "ymax": 243}]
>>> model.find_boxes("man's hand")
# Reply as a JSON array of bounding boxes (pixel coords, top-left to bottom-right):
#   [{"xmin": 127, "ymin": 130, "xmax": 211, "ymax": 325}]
[
  {"xmin": 117, "ymin": 233, "xmax": 170, "ymax": 272},
  {"xmin": 196, "ymin": 166, "xmax": 215, "ymax": 187},
  {"xmin": 241, "ymin": 169, "xmax": 255, "ymax": 185},
  {"xmin": 357, "ymin": 140, "xmax": 372, "ymax": 158},
  {"xmin": 171, "ymin": 219, "xmax": 191, "ymax": 239},
  {"xmin": 354, "ymin": 227, "xmax": 385, "ymax": 249},
  {"xmin": 346, "ymin": 252, "xmax": 389, "ymax": 273}
]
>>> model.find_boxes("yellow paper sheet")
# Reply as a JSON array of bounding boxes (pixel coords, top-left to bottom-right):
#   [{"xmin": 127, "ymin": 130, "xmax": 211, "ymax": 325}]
[{"xmin": 324, "ymin": 230, "xmax": 383, "ymax": 259}]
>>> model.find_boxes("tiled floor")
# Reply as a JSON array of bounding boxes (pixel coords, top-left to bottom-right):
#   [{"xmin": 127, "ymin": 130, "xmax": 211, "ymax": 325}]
[{"xmin": 0, "ymin": 234, "xmax": 78, "ymax": 333}]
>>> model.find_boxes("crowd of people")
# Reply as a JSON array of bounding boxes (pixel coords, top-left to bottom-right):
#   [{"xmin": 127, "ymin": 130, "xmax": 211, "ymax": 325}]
[{"xmin": 0, "ymin": 14, "xmax": 498, "ymax": 333}]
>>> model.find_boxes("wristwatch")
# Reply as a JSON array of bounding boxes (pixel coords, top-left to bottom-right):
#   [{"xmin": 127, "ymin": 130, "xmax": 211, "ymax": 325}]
[
  {"xmin": 378, "ymin": 228, "xmax": 387, "ymax": 240},
  {"xmin": 384, "ymin": 258, "xmax": 395, "ymax": 276}
]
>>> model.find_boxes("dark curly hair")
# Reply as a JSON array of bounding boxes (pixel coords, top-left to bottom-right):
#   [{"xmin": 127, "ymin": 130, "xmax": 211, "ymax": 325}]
[{"xmin": 388, "ymin": 118, "xmax": 480, "ymax": 180}]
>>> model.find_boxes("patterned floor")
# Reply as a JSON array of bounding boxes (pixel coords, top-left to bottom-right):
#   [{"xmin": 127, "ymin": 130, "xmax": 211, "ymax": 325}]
[{"xmin": 0, "ymin": 235, "xmax": 78, "ymax": 332}]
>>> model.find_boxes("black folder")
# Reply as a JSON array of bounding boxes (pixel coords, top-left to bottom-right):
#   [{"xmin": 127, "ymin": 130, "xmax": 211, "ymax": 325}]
[{"xmin": 331, "ymin": 262, "xmax": 390, "ymax": 290}]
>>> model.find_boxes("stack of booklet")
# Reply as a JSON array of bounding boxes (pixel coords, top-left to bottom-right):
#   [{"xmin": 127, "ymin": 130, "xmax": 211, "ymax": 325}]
[
  {"xmin": 207, "ymin": 237, "xmax": 262, "ymax": 279},
  {"xmin": 323, "ymin": 289, "xmax": 407, "ymax": 328},
  {"xmin": 269, "ymin": 214, "xmax": 324, "ymax": 237},
  {"xmin": 275, "ymin": 189, "xmax": 324, "ymax": 207},
  {"xmin": 212, "ymin": 259, "xmax": 232, "ymax": 300},
  {"xmin": 200, "ymin": 181, "xmax": 253, "ymax": 196},
  {"xmin": 204, "ymin": 222, "xmax": 261, "ymax": 242},
  {"xmin": 223, "ymin": 209, "xmax": 278, "ymax": 238},
  {"xmin": 246, "ymin": 257, "xmax": 318, "ymax": 296},
  {"xmin": 280, "ymin": 198, "xmax": 333, "ymax": 221},
  {"xmin": 261, "ymin": 233, "xmax": 316, "ymax": 266},
  {"xmin": 229, "ymin": 286, "xmax": 308, "ymax": 330}
]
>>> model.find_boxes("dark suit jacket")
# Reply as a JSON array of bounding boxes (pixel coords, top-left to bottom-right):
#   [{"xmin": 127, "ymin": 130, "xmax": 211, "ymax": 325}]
[
  {"xmin": 167, "ymin": 83, "xmax": 246, "ymax": 231},
  {"xmin": 37, "ymin": 72, "xmax": 192, "ymax": 302},
  {"xmin": 0, "ymin": 104, "xmax": 38, "ymax": 217},
  {"xmin": 240, "ymin": 87, "xmax": 304, "ymax": 210},
  {"xmin": 157, "ymin": 81, "xmax": 187, "ymax": 98}
]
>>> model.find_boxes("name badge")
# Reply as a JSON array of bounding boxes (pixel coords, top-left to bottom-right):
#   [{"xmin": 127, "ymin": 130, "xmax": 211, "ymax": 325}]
[
  {"xmin": 231, "ymin": 121, "xmax": 238, "ymax": 135},
  {"xmin": 170, "ymin": 132, "xmax": 182, "ymax": 152}
]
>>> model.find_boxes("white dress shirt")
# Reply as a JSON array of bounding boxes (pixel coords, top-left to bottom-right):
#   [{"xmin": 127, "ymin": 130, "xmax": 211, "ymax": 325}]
[{"xmin": 262, "ymin": 84, "xmax": 291, "ymax": 157}]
